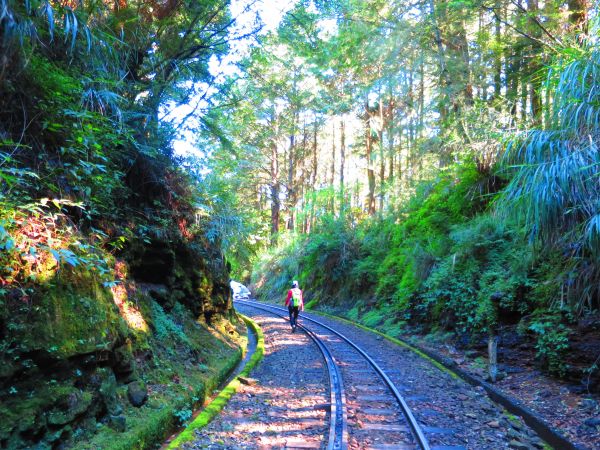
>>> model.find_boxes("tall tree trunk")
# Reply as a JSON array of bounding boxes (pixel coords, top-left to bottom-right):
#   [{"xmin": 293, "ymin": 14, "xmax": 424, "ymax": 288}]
[
  {"xmin": 310, "ymin": 118, "xmax": 318, "ymax": 231},
  {"xmin": 408, "ymin": 68, "xmax": 415, "ymax": 158},
  {"xmin": 419, "ymin": 57, "xmax": 425, "ymax": 140},
  {"xmin": 312, "ymin": 119, "xmax": 318, "ymax": 190},
  {"xmin": 521, "ymin": 61, "xmax": 528, "ymax": 120},
  {"xmin": 528, "ymin": 0, "xmax": 543, "ymax": 122},
  {"xmin": 270, "ymin": 138, "xmax": 280, "ymax": 246},
  {"xmin": 340, "ymin": 119, "xmax": 346, "ymax": 212},
  {"xmin": 330, "ymin": 120, "xmax": 336, "ymax": 214},
  {"xmin": 365, "ymin": 102, "xmax": 376, "ymax": 216},
  {"xmin": 493, "ymin": 0, "xmax": 502, "ymax": 103},
  {"xmin": 477, "ymin": 9, "xmax": 487, "ymax": 102},
  {"xmin": 506, "ymin": 45, "xmax": 521, "ymax": 119},
  {"xmin": 387, "ymin": 84, "xmax": 395, "ymax": 186},
  {"xmin": 452, "ymin": 16, "xmax": 473, "ymax": 108},
  {"xmin": 428, "ymin": 0, "xmax": 448, "ymax": 125},
  {"xmin": 378, "ymin": 94, "xmax": 385, "ymax": 212},
  {"xmin": 507, "ymin": 1, "xmax": 523, "ymax": 120},
  {"xmin": 287, "ymin": 114, "xmax": 297, "ymax": 231}
]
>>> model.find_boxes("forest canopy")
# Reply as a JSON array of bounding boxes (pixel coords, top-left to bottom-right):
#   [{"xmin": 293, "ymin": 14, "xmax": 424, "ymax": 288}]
[
  {"xmin": 196, "ymin": 0, "xmax": 600, "ymax": 383},
  {"xmin": 1, "ymin": 0, "xmax": 600, "ymax": 447}
]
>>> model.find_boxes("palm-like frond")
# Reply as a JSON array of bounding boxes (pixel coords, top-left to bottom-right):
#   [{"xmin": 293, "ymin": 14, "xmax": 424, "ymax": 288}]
[
  {"xmin": 1, "ymin": 0, "xmax": 95, "ymax": 56},
  {"xmin": 1, "ymin": 0, "xmax": 36, "ymax": 49},
  {"xmin": 502, "ymin": 45, "xmax": 600, "ymax": 314}
]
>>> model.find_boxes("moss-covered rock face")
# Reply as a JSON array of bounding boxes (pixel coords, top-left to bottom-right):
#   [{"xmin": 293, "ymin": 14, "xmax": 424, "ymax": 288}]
[
  {"xmin": 0, "ymin": 232, "xmax": 236, "ymax": 449},
  {"xmin": 14, "ymin": 270, "xmax": 128, "ymax": 358},
  {"xmin": 0, "ymin": 268, "xmax": 128, "ymax": 448},
  {"xmin": 0, "ymin": 269, "xmax": 127, "ymax": 392},
  {"xmin": 127, "ymin": 236, "xmax": 232, "ymax": 322}
]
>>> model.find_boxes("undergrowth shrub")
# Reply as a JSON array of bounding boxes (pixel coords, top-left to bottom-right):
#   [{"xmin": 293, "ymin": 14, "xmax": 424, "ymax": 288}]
[
  {"xmin": 529, "ymin": 313, "xmax": 571, "ymax": 376},
  {"xmin": 251, "ymin": 159, "xmax": 587, "ymax": 378},
  {"xmin": 418, "ymin": 215, "xmax": 533, "ymax": 334}
]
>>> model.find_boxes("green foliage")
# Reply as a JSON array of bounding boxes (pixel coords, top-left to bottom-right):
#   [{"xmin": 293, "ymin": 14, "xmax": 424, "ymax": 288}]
[
  {"xmin": 0, "ymin": 1, "xmax": 246, "ymax": 448},
  {"xmin": 420, "ymin": 215, "xmax": 533, "ymax": 334},
  {"xmin": 0, "ymin": 198, "xmax": 115, "ymax": 292},
  {"xmin": 253, "ymin": 162, "xmax": 494, "ymax": 317},
  {"xmin": 173, "ymin": 408, "xmax": 193, "ymax": 425},
  {"xmin": 361, "ymin": 308, "xmax": 385, "ymax": 328},
  {"xmin": 149, "ymin": 301, "xmax": 194, "ymax": 350},
  {"xmin": 529, "ymin": 315, "xmax": 570, "ymax": 376},
  {"xmin": 502, "ymin": 42, "xmax": 600, "ymax": 315},
  {"xmin": 372, "ymin": 163, "xmax": 489, "ymax": 308}
]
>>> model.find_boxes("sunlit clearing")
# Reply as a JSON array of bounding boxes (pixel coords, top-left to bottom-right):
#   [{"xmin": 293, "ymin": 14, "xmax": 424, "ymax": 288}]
[{"xmin": 111, "ymin": 284, "xmax": 148, "ymax": 332}]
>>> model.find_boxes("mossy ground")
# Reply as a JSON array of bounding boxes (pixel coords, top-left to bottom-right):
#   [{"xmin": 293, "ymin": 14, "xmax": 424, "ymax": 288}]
[
  {"xmin": 0, "ymin": 264, "xmax": 246, "ymax": 449},
  {"xmin": 167, "ymin": 315, "xmax": 264, "ymax": 449},
  {"xmin": 78, "ymin": 309, "xmax": 247, "ymax": 450}
]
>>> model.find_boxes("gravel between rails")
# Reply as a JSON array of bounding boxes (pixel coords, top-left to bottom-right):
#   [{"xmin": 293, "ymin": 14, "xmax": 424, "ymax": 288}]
[
  {"xmin": 181, "ymin": 307, "xmax": 330, "ymax": 449},
  {"xmin": 299, "ymin": 310, "xmax": 548, "ymax": 450},
  {"xmin": 181, "ymin": 302, "xmax": 549, "ymax": 449}
]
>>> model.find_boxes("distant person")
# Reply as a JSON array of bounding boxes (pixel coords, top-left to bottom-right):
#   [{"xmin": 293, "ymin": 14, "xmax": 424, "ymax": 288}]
[{"xmin": 285, "ymin": 280, "xmax": 304, "ymax": 332}]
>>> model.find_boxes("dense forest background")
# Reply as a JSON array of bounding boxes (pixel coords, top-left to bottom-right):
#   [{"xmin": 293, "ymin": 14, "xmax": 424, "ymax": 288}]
[
  {"xmin": 198, "ymin": 0, "xmax": 600, "ymax": 389},
  {"xmin": 1, "ymin": 0, "xmax": 600, "ymax": 448}
]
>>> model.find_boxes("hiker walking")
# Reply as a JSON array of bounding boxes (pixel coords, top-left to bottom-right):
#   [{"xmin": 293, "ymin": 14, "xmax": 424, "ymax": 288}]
[{"xmin": 285, "ymin": 280, "xmax": 304, "ymax": 332}]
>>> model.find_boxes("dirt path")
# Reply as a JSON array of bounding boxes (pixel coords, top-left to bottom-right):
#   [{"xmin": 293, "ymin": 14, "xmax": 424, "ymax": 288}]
[{"xmin": 181, "ymin": 308, "xmax": 329, "ymax": 449}]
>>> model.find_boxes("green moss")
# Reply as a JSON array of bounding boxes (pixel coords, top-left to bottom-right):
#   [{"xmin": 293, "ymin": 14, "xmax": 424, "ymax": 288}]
[
  {"xmin": 167, "ymin": 315, "xmax": 264, "ymax": 449},
  {"xmin": 26, "ymin": 56, "xmax": 82, "ymax": 107},
  {"xmin": 11, "ymin": 269, "xmax": 127, "ymax": 358},
  {"xmin": 80, "ymin": 308, "xmax": 247, "ymax": 450},
  {"xmin": 314, "ymin": 310, "xmax": 461, "ymax": 381},
  {"xmin": 0, "ymin": 383, "xmax": 93, "ymax": 444},
  {"xmin": 304, "ymin": 298, "xmax": 319, "ymax": 310},
  {"xmin": 148, "ymin": 300, "xmax": 194, "ymax": 349}
]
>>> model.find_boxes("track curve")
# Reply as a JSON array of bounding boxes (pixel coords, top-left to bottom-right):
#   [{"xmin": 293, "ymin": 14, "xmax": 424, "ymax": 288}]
[{"xmin": 237, "ymin": 299, "xmax": 431, "ymax": 450}]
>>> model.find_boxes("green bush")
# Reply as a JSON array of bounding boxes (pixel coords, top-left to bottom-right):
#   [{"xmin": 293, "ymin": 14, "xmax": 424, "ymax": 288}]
[
  {"xmin": 419, "ymin": 214, "xmax": 533, "ymax": 334},
  {"xmin": 251, "ymin": 159, "xmax": 580, "ymax": 378},
  {"xmin": 529, "ymin": 315, "xmax": 570, "ymax": 376}
]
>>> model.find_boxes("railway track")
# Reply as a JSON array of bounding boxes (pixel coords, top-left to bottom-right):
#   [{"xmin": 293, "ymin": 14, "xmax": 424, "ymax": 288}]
[{"xmin": 236, "ymin": 300, "xmax": 432, "ymax": 450}]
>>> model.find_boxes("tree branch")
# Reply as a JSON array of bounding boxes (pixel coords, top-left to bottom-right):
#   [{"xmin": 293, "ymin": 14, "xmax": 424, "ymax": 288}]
[{"xmin": 481, "ymin": 4, "xmax": 559, "ymax": 52}]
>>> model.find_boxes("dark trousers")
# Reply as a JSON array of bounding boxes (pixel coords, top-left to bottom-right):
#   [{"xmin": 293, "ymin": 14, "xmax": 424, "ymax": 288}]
[{"xmin": 288, "ymin": 305, "xmax": 300, "ymax": 326}]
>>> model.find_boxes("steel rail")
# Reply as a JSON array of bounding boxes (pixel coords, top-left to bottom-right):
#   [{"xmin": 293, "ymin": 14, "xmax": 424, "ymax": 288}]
[
  {"xmin": 237, "ymin": 299, "xmax": 431, "ymax": 450},
  {"xmin": 237, "ymin": 301, "xmax": 348, "ymax": 450}
]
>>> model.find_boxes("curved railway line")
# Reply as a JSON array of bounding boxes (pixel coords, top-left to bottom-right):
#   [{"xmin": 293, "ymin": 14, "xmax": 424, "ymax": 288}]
[{"xmin": 236, "ymin": 299, "xmax": 432, "ymax": 450}]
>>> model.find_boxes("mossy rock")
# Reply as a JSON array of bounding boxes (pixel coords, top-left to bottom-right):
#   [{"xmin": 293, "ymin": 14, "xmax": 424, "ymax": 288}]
[
  {"xmin": 0, "ymin": 383, "xmax": 87, "ymax": 446},
  {"xmin": 126, "ymin": 381, "xmax": 148, "ymax": 407},
  {"xmin": 8, "ymin": 269, "xmax": 128, "ymax": 359},
  {"xmin": 89, "ymin": 367, "xmax": 121, "ymax": 414},
  {"xmin": 47, "ymin": 389, "xmax": 93, "ymax": 425}
]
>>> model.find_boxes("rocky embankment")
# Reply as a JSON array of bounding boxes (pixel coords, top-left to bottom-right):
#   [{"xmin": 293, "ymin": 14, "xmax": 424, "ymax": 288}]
[{"xmin": 0, "ymin": 234, "xmax": 241, "ymax": 449}]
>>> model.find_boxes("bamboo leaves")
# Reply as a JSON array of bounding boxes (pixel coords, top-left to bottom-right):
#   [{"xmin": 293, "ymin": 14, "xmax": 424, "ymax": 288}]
[{"xmin": 63, "ymin": 7, "xmax": 77, "ymax": 53}]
